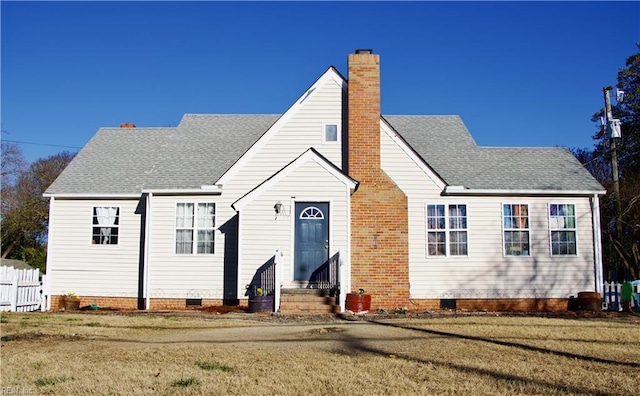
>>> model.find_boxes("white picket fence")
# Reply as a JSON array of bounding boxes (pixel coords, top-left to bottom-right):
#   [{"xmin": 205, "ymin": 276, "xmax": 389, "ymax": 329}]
[
  {"xmin": 602, "ymin": 281, "xmax": 640, "ymax": 311},
  {"xmin": 0, "ymin": 266, "xmax": 45, "ymax": 312}
]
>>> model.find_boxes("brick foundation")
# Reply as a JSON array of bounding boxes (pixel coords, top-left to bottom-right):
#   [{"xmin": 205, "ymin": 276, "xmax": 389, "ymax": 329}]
[
  {"xmin": 348, "ymin": 50, "xmax": 410, "ymax": 310},
  {"xmin": 49, "ymin": 295, "xmax": 570, "ymax": 313},
  {"xmin": 50, "ymin": 296, "xmax": 224, "ymax": 311},
  {"xmin": 51, "ymin": 296, "xmax": 139, "ymax": 311},
  {"xmin": 409, "ymin": 298, "xmax": 570, "ymax": 313},
  {"xmin": 148, "ymin": 298, "xmax": 223, "ymax": 310}
]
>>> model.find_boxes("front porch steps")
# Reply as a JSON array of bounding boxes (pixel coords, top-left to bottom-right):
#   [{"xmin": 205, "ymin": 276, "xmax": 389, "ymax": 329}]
[{"xmin": 279, "ymin": 289, "xmax": 338, "ymax": 314}]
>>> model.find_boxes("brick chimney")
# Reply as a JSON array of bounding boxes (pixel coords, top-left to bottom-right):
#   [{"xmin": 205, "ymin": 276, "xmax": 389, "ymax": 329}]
[
  {"xmin": 120, "ymin": 123, "xmax": 136, "ymax": 128},
  {"xmin": 347, "ymin": 49, "xmax": 410, "ymax": 309}
]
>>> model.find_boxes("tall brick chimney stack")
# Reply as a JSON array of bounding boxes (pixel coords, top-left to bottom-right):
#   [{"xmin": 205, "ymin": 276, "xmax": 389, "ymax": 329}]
[
  {"xmin": 347, "ymin": 49, "xmax": 410, "ymax": 309},
  {"xmin": 347, "ymin": 50, "xmax": 381, "ymax": 179}
]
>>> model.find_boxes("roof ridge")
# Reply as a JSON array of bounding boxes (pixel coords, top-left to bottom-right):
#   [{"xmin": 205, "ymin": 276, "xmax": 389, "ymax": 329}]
[
  {"xmin": 383, "ymin": 114, "xmax": 461, "ymax": 117},
  {"xmin": 182, "ymin": 113, "xmax": 281, "ymax": 116},
  {"xmin": 98, "ymin": 127, "xmax": 176, "ymax": 130},
  {"xmin": 478, "ymin": 146, "xmax": 569, "ymax": 150}
]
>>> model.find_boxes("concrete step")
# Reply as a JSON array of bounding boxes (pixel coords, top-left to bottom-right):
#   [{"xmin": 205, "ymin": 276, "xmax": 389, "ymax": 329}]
[{"xmin": 279, "ymin": 289, "xmax": 338, "ymax": 314}]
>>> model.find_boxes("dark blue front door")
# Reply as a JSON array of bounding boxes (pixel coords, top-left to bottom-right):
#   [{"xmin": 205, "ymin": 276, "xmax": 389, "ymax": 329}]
[{"xmin": 294, "ymin": 202, "xmax": 329, "ymax": 282}]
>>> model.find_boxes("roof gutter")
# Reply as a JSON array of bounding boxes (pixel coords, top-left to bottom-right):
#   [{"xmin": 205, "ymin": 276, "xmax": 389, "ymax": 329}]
[
  {"xmin": 141, "ymin": 185, "xmax": 223, "ymax": 195},
  {"xmin": 443, "ymin": 186, "xmax": 607, "ymax": 196},
  {"xmin": 142, "ymin": 186, "xmax": 222, "ymax": 195},
  {"xmin": 44, "ymin": 184, "xmax": 223, "ymax": 198},
  {"xmin": 42, "ymin": 193, "xmax": 142, "ymax": 199}
]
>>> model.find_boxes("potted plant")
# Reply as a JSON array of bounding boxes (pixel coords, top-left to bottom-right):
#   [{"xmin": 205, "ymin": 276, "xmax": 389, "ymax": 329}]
[
  {"xmin": 345, "ymin": 288, "xmax": 372, "ymax": 313},
  {"xmin": 248, "ymin": 287, "xmax": 274, "ymax": 313},
  {"xmin": 62, "ymin": 292, "xmax": 81, "ymax": 311}
]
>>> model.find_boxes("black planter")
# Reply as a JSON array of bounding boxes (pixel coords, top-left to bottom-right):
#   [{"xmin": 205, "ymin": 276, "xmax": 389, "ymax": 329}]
[{"xmin": 248, "ymin": 295, "xmax": 274, "ymax": 313}]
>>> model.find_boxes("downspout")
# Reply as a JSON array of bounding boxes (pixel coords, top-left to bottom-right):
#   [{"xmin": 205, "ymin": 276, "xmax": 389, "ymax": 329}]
[
  {"xmin": 236, "ymin": 210, "xmax": 243, "ymax": 305},
  {"xmin": 343, "ymin": 187, "xmax": 352, "ymax": 312},
  {"xmin": 44, "ymin": 196, "xmax": 55, "ymax": 311},
  {"xmin": 144, "ymin": 192, "xmax": 153, "ymax": 310},
  {"xmin": 592, "ymin": 194, "xmax": 603, "ymax": 295},
  {"xmin": 274, "ymin": 248, "xmax": 282, "ymax": 312}
]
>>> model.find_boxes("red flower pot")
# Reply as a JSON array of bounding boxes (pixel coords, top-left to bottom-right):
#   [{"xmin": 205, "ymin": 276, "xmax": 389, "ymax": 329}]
[{"xmin": 345, "ymin": 293, "xmax": 371, "ymax": 313}]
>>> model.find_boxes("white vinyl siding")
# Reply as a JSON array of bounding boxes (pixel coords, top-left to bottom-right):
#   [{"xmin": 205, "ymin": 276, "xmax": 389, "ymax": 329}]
[
  {"xmin": 215, "ymin": 75, "xmax": 346, "ymax": 297},
  {"xmin": 47, "ymin": 71, "xmax": 347, "ymax": 303},
  {"xmin": 47, "ymin": 199, "xmax": 140, "ymax": 297},
  {"xmin": 220, "ymin": 75, "xmax": 344, "ymax": 190},
  {"xmin": 145, "ymin": 73, "xmax": 347, "ymax": 301},
  {"xmin": 237, "ymin": 159, "xmax": 351, "ymax": 289},
  {"xmin": 381, "ymin": 126, "xmax": 596, "ymax": 299},
  {"xmin": 147, "ymin": 196, "xmax": 223, "ymax": 299}
]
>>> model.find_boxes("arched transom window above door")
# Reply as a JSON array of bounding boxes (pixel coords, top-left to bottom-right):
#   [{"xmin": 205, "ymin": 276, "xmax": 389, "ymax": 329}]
[{"xmin": 299, "ymin": 206, "xmax": 325, "ymax": 219}]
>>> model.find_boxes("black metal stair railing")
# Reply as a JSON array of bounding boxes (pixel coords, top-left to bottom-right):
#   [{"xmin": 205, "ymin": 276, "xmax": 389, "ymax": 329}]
[{"xmin": 308, "ymin": 251, "xmax": 340, "ymax": 293}]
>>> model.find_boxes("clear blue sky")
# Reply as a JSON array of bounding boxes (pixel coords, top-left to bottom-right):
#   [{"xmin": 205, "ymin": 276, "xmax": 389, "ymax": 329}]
[{"xmin": 2, "ymin": 1, "xmax": 639, "ymax": 163}]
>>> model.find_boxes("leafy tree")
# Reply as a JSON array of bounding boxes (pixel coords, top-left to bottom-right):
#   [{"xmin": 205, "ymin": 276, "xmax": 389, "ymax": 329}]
[
  {"xmin": 579, "ymin": 44, "xmax": 640, "ymax": 280},
  {"xmin": 1, "ymin": 151, "xmax": 75, "ymax": 272}
]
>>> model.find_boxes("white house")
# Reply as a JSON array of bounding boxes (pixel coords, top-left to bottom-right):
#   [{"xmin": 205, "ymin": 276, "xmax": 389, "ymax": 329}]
[{"xmin": 44, "ymin": 50, "xmax": 605, "ymax": 312}]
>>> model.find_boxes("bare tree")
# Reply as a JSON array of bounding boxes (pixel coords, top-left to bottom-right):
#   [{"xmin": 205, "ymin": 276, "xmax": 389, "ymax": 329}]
[
  {"xmin": 1, "ymin": 135, "xmax": 27, "ymax": 187},
  {"xmin": 1, "ymin": 151, "xmax": 75, "ymax": 271}
]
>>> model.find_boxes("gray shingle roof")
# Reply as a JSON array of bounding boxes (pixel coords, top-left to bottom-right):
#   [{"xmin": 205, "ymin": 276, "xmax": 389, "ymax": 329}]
[
  {"xmin": 45, "ymin": 127, "xmax": 175, "ymax": 194},
  {"xmin": 45, "ymin": 115, "xmax": 279, "ymax": 195},
  {"xmin": 1, "ymin": 258, "xmax": 36, "ymax": 271},
  {"xmin": 142, "ymin": 114, "xmax": 279, "ymax": 190},
  {"xmin": 385, "ymin": 115, "xmax": 604, "ymax": 192},
  {"xmin": 45, "ymin": 113, "xmax": 603, "ymax": 195}
]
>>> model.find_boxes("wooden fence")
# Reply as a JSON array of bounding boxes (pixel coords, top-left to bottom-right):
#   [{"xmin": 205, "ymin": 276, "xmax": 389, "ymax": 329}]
[
  {"xmin": 0, "ymin": 266, "xmax": 45, "ymax": 312},
  {"xmin": 602, "ymin": 281, "xmax": 639, "ymax": 311}
]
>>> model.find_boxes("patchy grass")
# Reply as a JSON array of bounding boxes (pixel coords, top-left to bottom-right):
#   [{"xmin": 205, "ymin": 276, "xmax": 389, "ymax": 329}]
[
  {"xmin": 172, "ymin": 377, "xmax": 200, "ymax": 388},
  {"xmin": 34, "ymin": 376, "xmax": 71, "ymax": 387},
  {"xmin": 195, "ymin": 361, "xmax": 233, "ymax": 372},
  {"xmin": 1, "ymin": 312, "xmax": 638, "ymax": 395}
]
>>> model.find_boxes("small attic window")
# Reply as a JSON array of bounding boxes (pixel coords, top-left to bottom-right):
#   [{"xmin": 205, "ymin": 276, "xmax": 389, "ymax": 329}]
[{"xmin": 323, "ymin": 123, "xmax": 339, "ymax": 143}]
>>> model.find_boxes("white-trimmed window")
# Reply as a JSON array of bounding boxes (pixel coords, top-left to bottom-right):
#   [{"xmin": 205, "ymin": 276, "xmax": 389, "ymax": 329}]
[
  {"xmin": 549, "ymin": 203, "xmax": 577, "ymax": 255},
  {"xmin": 175, "ymin": 203, "xmax": 215, "ymax": 254},
  {"xmin": 323, "ymin": 123, "xmax": 339, "ymax": 143},
  {"xmin": 503, "ymin": 204, "xmax": 530, "ymax": 256},
  {"xmin": 426, "ymin": 204, "xmax": 468, "ymax": 256},
  {"xmin": 92, "ymin": 207, "xmax": 119, "ymax": 245}
]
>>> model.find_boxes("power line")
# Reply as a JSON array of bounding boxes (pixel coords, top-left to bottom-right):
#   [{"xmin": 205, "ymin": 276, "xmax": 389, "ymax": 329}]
[{"xmin": 2, "ymin": 139, "xmax": 82, "ymax": 150}]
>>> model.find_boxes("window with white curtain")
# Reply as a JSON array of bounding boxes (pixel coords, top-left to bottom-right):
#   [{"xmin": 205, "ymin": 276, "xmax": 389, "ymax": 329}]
[
  {"xmin": 426, "ymin": 204, "xmax": 468, "ymax": 256},
  {"xmin": 92, "ymin": 207, "xmax": 119, "ymax": 245},
  {"xmin": 175, "ymin": 202, "xmax": 215, "ymax": 254}
]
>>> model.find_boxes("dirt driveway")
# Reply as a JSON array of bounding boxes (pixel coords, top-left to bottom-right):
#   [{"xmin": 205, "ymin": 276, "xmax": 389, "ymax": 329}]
[
  {"xmin": 122, "ymin": 318, "xmax": 408, "ymax": 352},
  {"xmin": 100, "ymin": 310, "xmax": 640, "ymax": 360}
]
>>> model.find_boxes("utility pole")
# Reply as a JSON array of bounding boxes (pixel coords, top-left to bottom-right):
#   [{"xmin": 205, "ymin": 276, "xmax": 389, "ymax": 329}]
[{"xmin": 603, "ymin": 86, "xmax": 623, "ymax": 281}]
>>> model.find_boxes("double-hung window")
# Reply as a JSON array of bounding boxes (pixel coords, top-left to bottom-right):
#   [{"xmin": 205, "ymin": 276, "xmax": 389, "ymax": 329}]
[
  {"xmin": 92, "ymin": 207, "xmax": 119, "ymax": 245},
  {"xmin": 175, "ymin": 203, "xmax": 215, "ymax": 254},
  {"xmin": 503, "ymin": 204, "xmax": 530, "ymax": 256},
  {"xmin": 549, "ymin": 204, "xmax": 577, "ymax": 255},
  {"xmin": 426, "ymin": 204, "xmax": 468, "ymax": 256}
]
